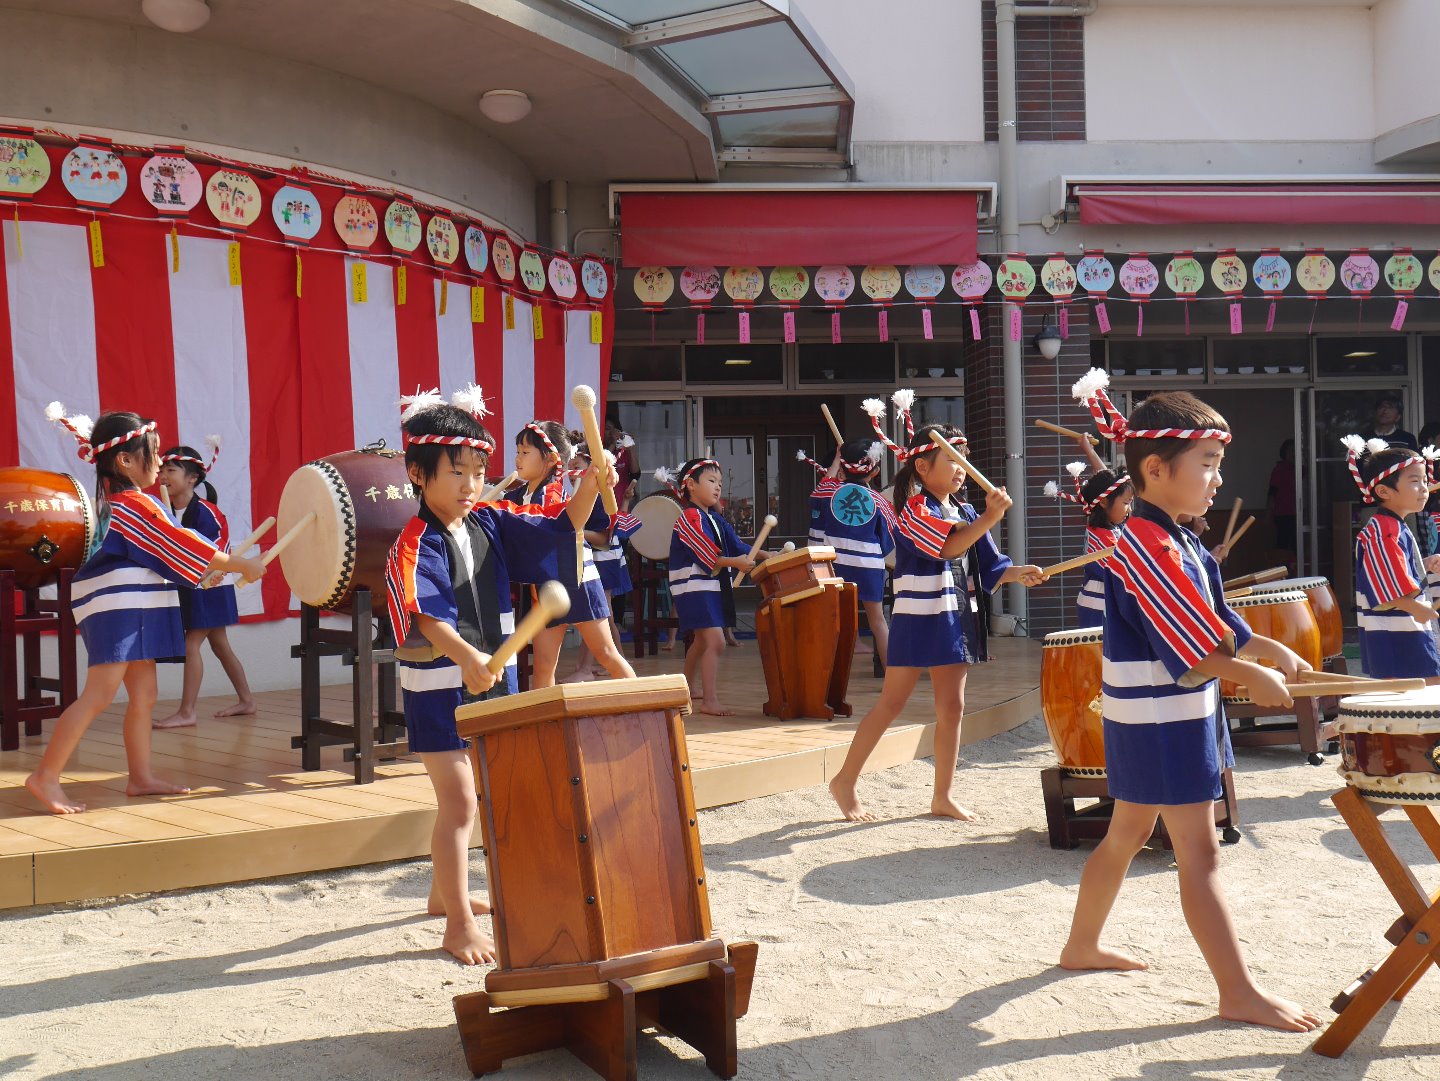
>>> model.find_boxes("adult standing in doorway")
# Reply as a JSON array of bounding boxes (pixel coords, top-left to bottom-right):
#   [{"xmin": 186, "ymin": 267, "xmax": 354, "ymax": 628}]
[
  {"xmin": 605, "ymin": 416, "xmax": 639, "ymax": 512},
  {"xmin": 1267, "ymin": 438, "xmax": 1297, "ymax": 559},
  {"xmin": 1360, "ymin": 395, "xmax": 1418, "ymax": 451}
]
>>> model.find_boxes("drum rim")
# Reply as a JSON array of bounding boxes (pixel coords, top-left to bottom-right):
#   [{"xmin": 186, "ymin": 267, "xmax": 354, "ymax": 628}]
[
  {"xmin": 1252, "ymin": 576, "xmax": 1330, "ymax": 591},
  {"xmin": 1226, "ymin": 589, "xmax": 1308, "ymax": 607},
  {"xmin": 1043, "ymin": 627, "xmax": 1104, "ymax": 644},
  {"xmin": 60, "ymin": 471, "xmax": 95, "ymax": 560},
  {"xmin": 630, "ymin": 492, "xmax": 684, "ymax": 562},
  {"xmin": 1338, "ymin": 768, "xmax": 1440, "ymax": 802},
  {"xmin": 279, "ymin": 459, "xmax": 355, "ymax": 609}
]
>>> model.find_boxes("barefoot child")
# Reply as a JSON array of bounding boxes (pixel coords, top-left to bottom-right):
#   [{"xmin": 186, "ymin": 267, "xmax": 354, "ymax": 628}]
[
  {"xmin": 1342, "ymin": 435, "xmax": 1440, "ymax": 683},
  {"xmin": 829, "ymin": 408, "xmax": 1044, "ymax": 823},
  {"xmin": 1059, "ymin": 373, "xmax": 1320, "ymax": 1033},
  {"xmin": 155, "ymin": 439, "xmax": 255, "ymax": 727},
  {"xmin": 663, "ymin": 458, "xmax": 766, "ymax": 715},
  {"xmin": 26, "ymin": 407, "xmax": 265, "ymax": 815},
  {"xmin": 504, "ymin": 420, "xmax": 635, "ymax": 688},
  {"xmin": 1043, "ymin": 440, "xmax": 1133, "ymax": 628},
  {"xmin": 385, "ymin": 387, "xmax": 609, "ymax": 964}
]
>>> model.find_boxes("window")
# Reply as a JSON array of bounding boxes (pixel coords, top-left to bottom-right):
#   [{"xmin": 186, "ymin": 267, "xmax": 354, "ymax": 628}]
[
  {"xmin": 798, "ymin": 342, "xmax": 896, "ymax": 384},
  {"xmin": 1212, "ymin": 338, "xmax": 1308, "ymax": 377},
  {"xmin": 685, "ymin": 343, "xmax": 784, "ymax": 384},
  {"xmin": 1315, "ymin": 336, "xmax": 1408, "ymax": 378},
  {"xmin": 898, "ymin": 343, "xmax": 966, "ymax": 383},
  {"xmin": 1104, "ymin": 338, "xmax": 1204, "ymax": 378},
  {"xmin": 610, "ymin": 345, "xmax": 680, "ymax": 384}
]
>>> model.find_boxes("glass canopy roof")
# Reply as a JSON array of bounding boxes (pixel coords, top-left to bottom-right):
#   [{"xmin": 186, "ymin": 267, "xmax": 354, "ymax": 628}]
[{"xmin": 559, "ymin": 1, "xmax": 854, "ymax": 166}]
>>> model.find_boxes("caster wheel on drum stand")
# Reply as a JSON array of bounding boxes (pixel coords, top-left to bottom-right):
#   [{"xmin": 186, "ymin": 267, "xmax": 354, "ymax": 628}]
[
  {"xmin": 1307, "ymin": 752, "xmax": 1326, "ymax": 766},
  {"xmin": 1326, "ymin": 740, "xmax": 1340, "ymax": 756},
  {"xmin": 1221, "ymin": 827, "xmax": 1242, "ymax": 845}
]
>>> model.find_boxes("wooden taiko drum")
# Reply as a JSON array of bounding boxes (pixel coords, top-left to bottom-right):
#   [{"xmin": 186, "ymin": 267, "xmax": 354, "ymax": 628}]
[
  {"xmin": 751, "ymin": 544, "xmax": 840, "ymax": 602},
  {"xmin": 1251, "ymin": 575, "xmax": 1343, "ymax": 660},
  {"xmin": 629, "ymin": 491, "xmax": 683, "ymax": 561},
  {"xmin": 1041, "ymin": 627, "xmax": 1105, "ymax": 776},
  {"xmin": 1333, "ymin": 687, "xmax": 1440, "ymax": 805},
  {"xmin": 275, "ymin": 446, "xmax": 414, "ymax": 613},
  {"xmin": 0, "ymin": 467, "xmax": 95, "ymax": 588},
  {"xmin": 750, "ymin": 546, "xmax": 855, "ymax": 721},
  {"xmin": 1220, "ymin": 589, "xmax": 1321, "ymax": 701}
]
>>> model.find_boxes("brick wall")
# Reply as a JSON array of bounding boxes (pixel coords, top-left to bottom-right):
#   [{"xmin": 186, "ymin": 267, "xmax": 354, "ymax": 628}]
[{"xmin": 982, "ymin": 2, "xmax": 1087, "ymax": 142}]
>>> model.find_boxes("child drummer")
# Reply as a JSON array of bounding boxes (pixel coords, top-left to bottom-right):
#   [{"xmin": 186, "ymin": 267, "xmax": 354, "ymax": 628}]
[
  {"xmin": 1060, "ymin": 371, "xmax": 1320, "ymax": 1033},
  {"xmin": 1043, "ymin": 430, "xmax": 1132, "ymax": 628}
]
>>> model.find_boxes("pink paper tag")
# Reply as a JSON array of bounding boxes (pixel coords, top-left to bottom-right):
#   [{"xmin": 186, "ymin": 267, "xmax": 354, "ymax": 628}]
[
  {"xmin": 1095, "ymin": 302, "xmax": 1111, "ymax": 335},
  {"xmin": 878, "ymin": 309, "xmax": 889, "ymax": 342},
  {"xmin": 1008, "ymin": 304, "xmax": 1022, "ymax": 342},
  {"xmin": 738, "ymin": 310, "xmax": 750, "ymax": 344},
  {"xmin": 969, "ymin": 307, "xmax": 981, "ymax": 340},
  {"xmin": 1392, "ymin": 299, "xmax": 1409, "ymax": 331},
  {"xmin": 1265, "ymin": 300, "xmax": 1276, "ymax": 332},
  {"xmin": 1229, "ymin": 302, "xmax": 1243, "ymax": 335},
  {"xmin": 696, "ymin": 312, "xmax": 705, "ymax": 344},
  {"xmin": 831, "ymin": 311, "xmax": 842, "ymax": 344},
  {"xmin": 1135, "ymin": 305, "xmax": 1144, "ymax": 337},
  {"xmin": 921, "ymin": 307, "xmax": 934, "ymax": 340},
  {"xmin": 1058, "ymin": 306, "xmax": 1069, "ymax": 339},
  {"xmin": 783, "ymin": 310, "xmax": 796, "ymax": 343}
]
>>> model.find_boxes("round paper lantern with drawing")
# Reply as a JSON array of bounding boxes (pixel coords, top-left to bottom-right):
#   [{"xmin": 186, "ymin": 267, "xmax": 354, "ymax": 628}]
[
  {"xmin": 384, "ymin": 199, "xmax": 423, "ymax": 253},
  {"xmin": 271, "ymin": 184, "xmax": 322, "ymax": 243},
  {"xmin": 903, "ymin": 265, "xmax": 945, "ymax": 300},
  {"xmin": 1296, "ymin": 251, "xmax": 1335, "ymax": 296},
  {"xmin": 1252, "ymin": 250, "xmax": 1291, "ymax": 295},
  {"xmin": 634, "ymin": 266, "xmax": 675, "ymax": 308},
  {"xmin": 139, "ymin": 153, "xmax": 202, "ymax": 216},
  {"xmin": 952, "ymin": 261, "xmax": 993, "ymax": 301},
  {"xmin": 1164, "ymin": 253, "xmax": 1204, "ymax": 297},
  {"xmin": 491, "ymin": 236, "xmax": 517, "ymax": 283},
  {"xmin": 1340, "ymin": 251, "xmax": 1380, "ymax": 297},
  {"xmin": 997, "ymin": 256, "xmax": 1036, "ymax": 301},
  {"xmin": 426, "ymin": 216, "xmax": 459, "ymax": 265},
  {"xmin": 519, "ymin": 249, "xmax": 547, "ymax": 293},
  {"xmin": 548, "ymin": 255, "xmax": 578, "ymax": 300},
  {"xmin": 680, "ymin": 266, "xmax": 721, "ymax": 305},
  {"xmin": 814, "ymin": 266, "xmax": 855, "ymax": 305},
  {"xmin": 723, "ymin": 266, "xmax": 764, "ymax": 304},
  {"xmin": 0, "ymin": 131, "xmax": 50, "ymax": 200},
  {"xmin": 463, "ymin": 225, "xmax": 489, "ymax": 274},
  {"xmin": 334, "ymin": 193, "xmax": 379, "ymax": 251},
  {"xmin": 581, "ymin": 257, "xmax": 609, "ymax": 300},
  {"xmin": 1118, "ymin": 255, "xmax": 1159, "ymax": 298},
  {"xmin": 1076, "ymin": 252, "xmax": 1115, "ymax": 296},
  {"xmin": 1040, "ymin": 256, "xmax": 1076, "ymax": 300},
  {"xmin": 769, "ymin": 266, "xmax": 810, "ymax": 303},
  {"xmin": 205, "ymin": 168, "xmax": 262, "ymax": 231},
  {"xmin": 60, "ymin": 142, "xmax": 126, "ymax": 208},
  {"xmin": 1211, "ymin": 251, "xmax": 1248, "ymax": 295},
  {"xmin": 1386, "ymin": 250, "xmax": 1423, "ymax": 295},
  {"xmin": 860, "ymin": 265, "xmax": 902, "ymax": 302}
]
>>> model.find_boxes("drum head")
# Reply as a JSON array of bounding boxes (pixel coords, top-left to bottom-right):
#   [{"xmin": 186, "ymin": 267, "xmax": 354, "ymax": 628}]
[
  {"xmin": 1044, "ymin": 627, "xmax": 1104, "ymax": 646},
  {"xmin": 631, "ymin": 493, "xmax": 683, "ymax": 561},
  {"xmin": 277, "ymin": 462, "xmax": 352, "ymax": 607}
]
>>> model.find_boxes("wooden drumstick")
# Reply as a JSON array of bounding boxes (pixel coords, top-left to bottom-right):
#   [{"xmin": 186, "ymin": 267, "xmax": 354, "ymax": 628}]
[
  {"xmin": 570, "ymin": 384, "xmax": 618, "ymax": 516},
  {"xmin": 1222, "ymin": 587, "xmax": 1253, "ymax": 601},
  {"xmin": 1375, "ymin": 591, "xmax": 1435, "ymax": 613},
  {"xmin": 1219, "ymin": 515, "xmax": 1255, "ymax": 561},
  {"xmin": 259, "ymin": 511, "xmax": 316, "ymax": 569},
  {"xmin": 928, "ymin": 430, "xmax": 998, "ymax": 494},
  {"xmin": 1223, "ymin": 498, "xmax": 1244, "ymax": 548},
  {"xmin": 199, "ymin": 515, "xmax": 275, "ymax": 587},
  {"xmin": 481, "ymin": 471, "xmax": 518, "ymax": 503},
  {"xmin": 486, "ymin": 580, "xmax": 569, "ymax": 675},
  {"xmin": 820, "ymin": 404, "xmax": 844, "ymax": 448},
  {"xmin": 1222, "ymin": 565, "xmax": 1288, "ymax": 590},
  {"xmin": 733, "ymin": 514, "xmax": 778, "ymax": 585},
  {"xmin": 1297, "ymin": 668, "xmax": 1373, "ymax": 684},
  {"xmin": 157, "ymin": 482, "xmax": 172, "ymax": 513},
  {"xmin": 1038, "ymin": 547, "xmax": 1114, "ymax": 579},
  {"xmin": 1033, "ymin": 419, "xmax": 1099, "ymax": 446},
  {"xmin": 1284, "ymin": 677, "xmax": 1425, "ymax": 698}
]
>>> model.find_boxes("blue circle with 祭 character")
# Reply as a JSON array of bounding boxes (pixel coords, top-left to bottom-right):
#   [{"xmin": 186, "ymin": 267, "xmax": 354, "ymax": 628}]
[{"xmin": 831, "ymin": 483, "xmax": 877, "ymax": 527}]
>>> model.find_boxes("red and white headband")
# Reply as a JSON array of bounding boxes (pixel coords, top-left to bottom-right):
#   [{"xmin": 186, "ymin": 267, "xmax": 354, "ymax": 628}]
[
  {"xmin": 1044, "ymin": 461, "xmax": 1130, "ymax": 514},
  {"xmin": 162, "ymin": 435, "xmax": 222, "ymax": 474},
  {"xmin": 397, "ymin": 384, "xmax": 494, "ymax": 454},
  {"xmin": 1071, "ymin": 368, "xmax": 1231, "ymax": 445},
  {"xmin": 1340, "ymin": 435, "xmax": 1428, "ymax": 504},
  {"xmin": 862, "ymin": 390, "xmax": 965, "ymax": 462},
  {"xmin": 47, "ymin": 402, "xmax": 155, "ymax": 464},
  {"xmin": 523, "ymin": 422, "xmax": 561, "ymax": 463}
]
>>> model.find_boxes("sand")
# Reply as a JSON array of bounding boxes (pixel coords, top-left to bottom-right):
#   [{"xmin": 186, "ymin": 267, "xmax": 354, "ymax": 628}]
[{"xmin": 2, "ymin": 715, "xmax": 1437, "ymax": 1081}]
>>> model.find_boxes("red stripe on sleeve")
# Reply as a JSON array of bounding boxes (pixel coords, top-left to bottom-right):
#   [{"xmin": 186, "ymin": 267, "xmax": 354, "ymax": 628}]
[{"xmin": 676, "ymin": 508, "xmax": 721, "ymax": 568}]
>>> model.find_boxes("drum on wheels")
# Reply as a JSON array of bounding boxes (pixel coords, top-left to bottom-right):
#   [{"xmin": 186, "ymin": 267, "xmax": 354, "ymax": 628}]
[
  {"xmin": 1041, "ymin": 627, "xmax": 1105, "ymax": 776},
  {"xmin": 0, "ymin": 467, "xmax": 95, "ymax": 588},
  {"xmin": 629, "ymin": 492, "xmax": 683, "ymax": 562},
  {"xmin": 1250, "ymin": 575, "xmax": 1343, "ymax": 660},
  {"xmin": 1334, "ymin": 686, "xmax": 1440, "ymax": 804},
  {"xmin": 1219, "ymin": 589, "xmax": 1321, "ymax": 701},
  {"xmin": 276, "ymin": 446, "xmax": 415, "ymax": 614}
]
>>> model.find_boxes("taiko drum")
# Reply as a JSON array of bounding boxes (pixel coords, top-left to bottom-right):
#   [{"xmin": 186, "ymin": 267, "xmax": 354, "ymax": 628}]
[
  {"xmin": 1250, "ymin": 576, "xmax": 1343, "ymax": 660},
  {"xmin": 1219, "ymin": 589, "xmax": 1320, "ymax": 700},
  {"xmin": 1333, "ymin": 686, "xmax": 1440, "ymax": 804},
  {"xmin": 1040, "ymin": 627, "xmax": 1106, "ymax": 776},
  {"xmin": 749, "ymin": 545, "xmax": 839, "ymax": 602},
  {"xmin": 0, "ymin": 467, "xmax": 95, "ymax": 588}
]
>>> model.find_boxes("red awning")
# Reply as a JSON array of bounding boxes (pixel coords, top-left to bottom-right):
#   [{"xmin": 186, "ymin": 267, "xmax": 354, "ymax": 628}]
[
  {"xmin": 618, "ymin": 190, "xmax": 978, "ymax": 267},
  {"xmin": 1075, "ymin": 183, "xmax": 1440, "ymax": 227}
]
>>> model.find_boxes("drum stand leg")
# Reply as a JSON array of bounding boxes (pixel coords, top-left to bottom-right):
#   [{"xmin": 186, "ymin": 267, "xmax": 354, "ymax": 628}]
[
  {"xmin": 1, "ymin": 571, "xmax": 17, "ymax": 753},
  {"xmin": 1, "ymin": 570, "xmax": 76, "ymax": 752},
  {"xmin": 1227, "ymin": 697, "xmax": 1326, "ymax": 765},
  {"xmin": 453, "ymin": 944, "xmax": 758, "ymax": 1080},
  {"xmin": 1314, "ymin": 791, "xmax": 1440, "ymax": 1058},
  {"xmin": 1041, "ymin": 767, "xmax": 1241, "ymax": 851}
]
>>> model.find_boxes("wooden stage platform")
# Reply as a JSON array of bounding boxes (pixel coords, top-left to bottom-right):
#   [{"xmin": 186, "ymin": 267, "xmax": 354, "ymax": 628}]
[{"xmin": 0, "ymin": 638, "xmax": 1040, "ymax": 911}]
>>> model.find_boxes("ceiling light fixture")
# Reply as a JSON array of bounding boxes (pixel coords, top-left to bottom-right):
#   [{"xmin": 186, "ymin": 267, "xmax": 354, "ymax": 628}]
[
  {"xmin": 478, "ymin": 90, "xmax": 532, "ymax": 124},
  {"xmin": 141, "ymin": 0, "xmax": 211, "ymax": 33},
  {"xmin": 724, "ymin": 358, "xmax": 752, "ymax": 366},
  {"xmin": 1344, "ymin": 350, "xmax": 1378, "ymax": 358}
]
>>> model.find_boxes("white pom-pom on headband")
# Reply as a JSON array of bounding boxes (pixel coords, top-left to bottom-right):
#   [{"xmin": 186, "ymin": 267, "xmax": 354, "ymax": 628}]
[
  {"xmin": 398, "ymin": 385, "xmax": 494, "ymax": 454},
  {"xmin": 1341, "ymin": 434, "xmax": 1423, "ymax": 504},
  {"xmin": 450, "ymin": 383, "xmax": 491, "ymax": 421},
  {"xmin": 1070, "ymin": 366, "xmax": 1231, "ymax": 445},
  {"xmin": 796, "ymin": 447, "xmax": 825, "ymax": 474},
  {"xmin": 1047, "ymin": 459, "xmax": 1130, "ymax": 514},
  {"xmin": 48, "ymin": 401, "xmax": 153, "ymax": 464},
  {"xmin": 862, "ymin": 391, "xmax": 962, "ymax": 462}
]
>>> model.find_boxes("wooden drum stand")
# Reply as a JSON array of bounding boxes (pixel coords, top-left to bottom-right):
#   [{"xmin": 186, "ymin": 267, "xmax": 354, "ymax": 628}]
[
  {"xmin": 452, "ymin": 675, "xmax": 758, "ymax": 1080},
  {"xmin": 749, "ymin": 546, "xmax": 856, "ymax": 721},
  {"xmin": 1, "ymin": 568, "xmax": 79, "ymax": 752}
]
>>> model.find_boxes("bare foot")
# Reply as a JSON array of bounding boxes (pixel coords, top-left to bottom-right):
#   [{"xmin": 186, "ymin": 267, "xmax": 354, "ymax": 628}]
[
  {"xmin": 214, "ymin": 700, "xmax": 256, "ymax": 718},
  {"xmin": 1058, "ymin": 944, "xmax": 1149, "ymax": 971},
  {"xmin": 829, "ymin": 775, "xmax": 876, "ymax": 822},
  {"xmin": 428, "ymin": 894, "xmax": 492, "ymax": 918},
  {"xmin": 152, "ymin": 711, "xmax": 197, "ymax": 729},
  {"xmin": 26, "ymin": 774, "xmax": 85, "ymax": 815},
  {"xmin": 442, "ymin": 918, "xmax": 498, "ymax": 965},
  {"xmin": 697, "ymin": 700, "xmax": 733, "ymax": 716},
  {"xmin": 559, "ymin": 669, "xmax": 595, "ymax": 684},
  {"xmin": 660, "ymin": 641, "xmax": 676, "ymax": 652},
  {"xmin": 930, "ymin": 796, "xmax": 978, "ymax": 822},
  {"xmin": 1219, "ymin": 988, "xmax": 1322, "ymax": 1032},
  {"xmin": 126, "ymin": 776, "xmax": 191, "ymax": 797}
]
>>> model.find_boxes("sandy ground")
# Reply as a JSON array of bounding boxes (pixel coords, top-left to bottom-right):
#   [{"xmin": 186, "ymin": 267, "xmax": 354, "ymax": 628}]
[{"xmin": 2, "ymin": 715, "xmax": 1438, "ymax": 1081}]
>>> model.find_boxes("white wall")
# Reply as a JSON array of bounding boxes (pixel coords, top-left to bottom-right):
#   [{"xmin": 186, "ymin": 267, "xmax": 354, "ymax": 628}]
[
  {"xmin": 1085, "ymin": 5, "xmax": 1374, "ymax": 143},
  {"xmin": 1373, "ymin": 0, "xmax": 1440, "ymax": 137},
  {"xmin": 799, "ymin": 0, "xmax": 986, "ymax": 144}
]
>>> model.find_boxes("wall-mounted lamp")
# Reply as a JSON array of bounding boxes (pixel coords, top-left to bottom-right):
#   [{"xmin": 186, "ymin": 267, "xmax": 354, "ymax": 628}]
[{"xmin": 1032, "ymin": 317, "xmax": 1063, "ymax": 361}]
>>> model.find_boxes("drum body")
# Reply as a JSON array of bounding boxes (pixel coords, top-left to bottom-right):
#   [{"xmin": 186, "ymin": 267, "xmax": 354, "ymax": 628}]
[
  {"xmin": 1219, "ymin": 589, "xmax": 1320, "ymax": 701},
  {"xmin": 1251, "ymin": 576, "xmax": 1343, "ymax": 660},
  {"xmin": 1041, "ymin": 628, "xmax": 1105, "ymax": 775},
  {"xmin": 276, "ymin": 448, "xmax": 415, "ymax": 613},
  {"xmin": 750, "ymin": 545, "xmax": 838, "ymax": 603},
  {"xmin": 630, "ymin": 492, "xmax": 683, "ymax": 561},
  {"xmin": 0, "ymin": 468, "xmax": 95, "ymax": 588},
  {"xmin": 1334, "ymin": 686, "xmax": 1440, "ymax": 804}
]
